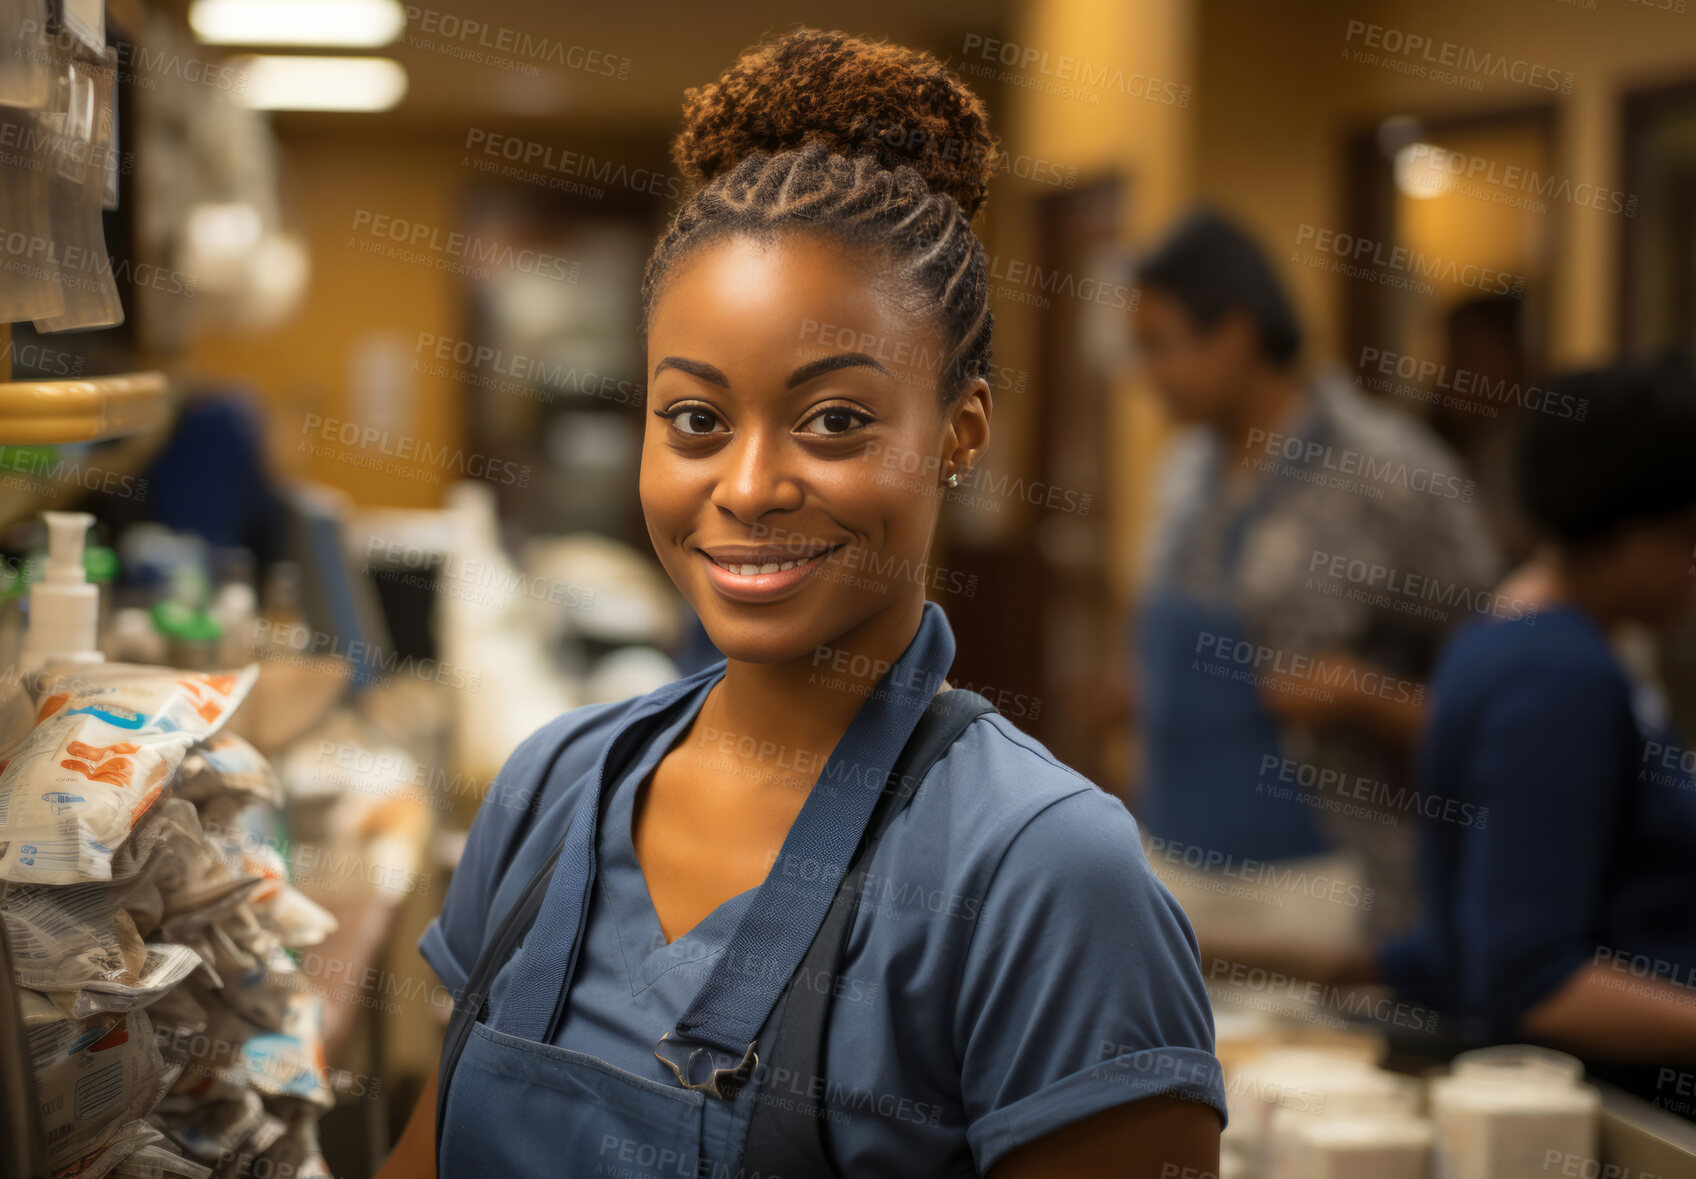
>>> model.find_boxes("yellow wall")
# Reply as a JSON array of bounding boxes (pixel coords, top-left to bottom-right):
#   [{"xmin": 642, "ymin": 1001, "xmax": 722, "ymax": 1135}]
[{"xmin": 179, "ymin": 135, "xmax": 467, "ymax": 508}]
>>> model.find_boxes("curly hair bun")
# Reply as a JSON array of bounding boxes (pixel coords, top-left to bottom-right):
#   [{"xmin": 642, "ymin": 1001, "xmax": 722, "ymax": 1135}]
[{"xmin": 672, "ymin": 27, "xmax": 1001, "ymax": 216}]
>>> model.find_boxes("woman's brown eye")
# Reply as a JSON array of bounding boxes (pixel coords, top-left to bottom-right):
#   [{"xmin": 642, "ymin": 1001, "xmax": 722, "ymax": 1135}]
[
  {"xmin": 802, "ymin": 407, "xmax": 870, "ymax": 436},
  {"xmin": 676, "ymin": 409, "xmax": 719, "ymax": 435}
]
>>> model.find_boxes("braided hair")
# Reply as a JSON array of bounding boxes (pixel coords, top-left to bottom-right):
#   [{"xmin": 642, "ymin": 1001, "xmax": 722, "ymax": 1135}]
[{"xmin": 642, "ymin": 27, "xmax": 1001, "ymax": 405}]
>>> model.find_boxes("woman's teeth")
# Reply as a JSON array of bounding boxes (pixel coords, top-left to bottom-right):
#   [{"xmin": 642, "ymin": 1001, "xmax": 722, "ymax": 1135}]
[
  {"xmin": 712, "ymin": 549, "xmax": 824, "ymax": 573},
  {"xmin": 715, "ymin": 556, "xmax": 809, "ymax": 574}
]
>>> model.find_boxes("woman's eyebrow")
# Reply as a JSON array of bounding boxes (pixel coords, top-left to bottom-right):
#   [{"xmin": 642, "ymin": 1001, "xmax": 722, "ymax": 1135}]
[
  {"xmin": 787, "ymin": 352, "xmax": 891, "ymax": 387},
  {"xmin": 652, "ymin": 356, "xmax": 729, "ymax": 385}
]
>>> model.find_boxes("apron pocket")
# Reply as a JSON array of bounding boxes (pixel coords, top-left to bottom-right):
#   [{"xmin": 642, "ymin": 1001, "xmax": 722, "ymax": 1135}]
[{"xmin": 441, "ymin": 1022, "xmax": 707, "ymax": 1179}]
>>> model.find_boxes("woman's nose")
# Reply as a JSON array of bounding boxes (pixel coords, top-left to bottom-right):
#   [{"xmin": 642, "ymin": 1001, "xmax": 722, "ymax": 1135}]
[{"xmin": 708, "ymin": 431, "xmax": 804, "ymax": 523}]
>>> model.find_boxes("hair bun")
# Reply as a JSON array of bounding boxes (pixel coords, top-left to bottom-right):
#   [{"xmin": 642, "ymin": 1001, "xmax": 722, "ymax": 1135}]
[{"xmin": 671, "ymin": 27, "xmax": 1000, "ymax": 216}]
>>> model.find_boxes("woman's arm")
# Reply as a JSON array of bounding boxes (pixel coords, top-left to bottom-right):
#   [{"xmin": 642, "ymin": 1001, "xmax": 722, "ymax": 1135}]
[
  {"xmin": 989, "ymin": 1096, "xmax": 1221, "ymax": 1179},
  {"xmin": 374, "ymin": 1061, "xmax": 438, "ymax": 1179},
  {"xmin": 1520, "ymin": 965, "xmax": 1696, "ymax": 1064}
]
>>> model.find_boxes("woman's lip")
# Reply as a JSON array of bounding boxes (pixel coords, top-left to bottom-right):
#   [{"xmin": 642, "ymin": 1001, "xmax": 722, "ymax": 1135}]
[{"xmin": 695, "ymin": 545, "xmax": 840, "ymax": 602}]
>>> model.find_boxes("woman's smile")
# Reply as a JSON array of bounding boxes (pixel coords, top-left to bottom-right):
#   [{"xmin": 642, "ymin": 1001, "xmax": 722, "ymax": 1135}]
[{"xmin": 693, "ymin": 540, "xmax": 847, "ymax": 602}]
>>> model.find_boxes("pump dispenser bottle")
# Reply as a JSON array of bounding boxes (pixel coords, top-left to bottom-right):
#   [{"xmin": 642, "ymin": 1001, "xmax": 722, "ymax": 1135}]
[{"xmin": 22, "ymin": 511, "xmax": 104, "ymax": 673}]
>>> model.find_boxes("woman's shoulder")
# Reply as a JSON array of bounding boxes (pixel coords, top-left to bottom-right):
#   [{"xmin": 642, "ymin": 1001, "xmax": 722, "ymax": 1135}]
[{"xmin": 911, "ymin": 709, "xmax": 1152, "ymax": 892}]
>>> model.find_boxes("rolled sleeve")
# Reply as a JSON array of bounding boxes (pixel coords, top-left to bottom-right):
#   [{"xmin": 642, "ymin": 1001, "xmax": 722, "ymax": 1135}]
[{"xmin": 954, "ymin": 788, "xmax": 1228, "ymax": 1172}]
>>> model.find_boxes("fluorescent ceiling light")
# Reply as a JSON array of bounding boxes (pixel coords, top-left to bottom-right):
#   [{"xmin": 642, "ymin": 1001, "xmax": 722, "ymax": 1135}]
[
  {"xmin": 232, "ymin": 55, "xmax": 407, "ymax": 112},
  {"xmin": 190, "ymin": 0, "xmax": 405, "ymax": 48}
]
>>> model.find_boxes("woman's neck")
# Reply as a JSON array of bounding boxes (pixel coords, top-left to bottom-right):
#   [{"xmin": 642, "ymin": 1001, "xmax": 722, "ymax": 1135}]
[{"xmin": 695, "ymin": 592, "xmax": 929, "ymax": 776}]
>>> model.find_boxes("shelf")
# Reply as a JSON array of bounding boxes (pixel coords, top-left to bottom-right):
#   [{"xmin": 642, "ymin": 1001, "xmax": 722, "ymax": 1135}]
[{"xmin": 0, "ymin": 370, "xmax": 171, "ymax": 445}]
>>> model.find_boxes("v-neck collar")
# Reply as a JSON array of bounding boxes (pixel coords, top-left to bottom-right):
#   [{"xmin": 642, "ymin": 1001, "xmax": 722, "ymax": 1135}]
[{"xmin": 597, "ymin": 671, "xmax": 762, "ymax": 994}]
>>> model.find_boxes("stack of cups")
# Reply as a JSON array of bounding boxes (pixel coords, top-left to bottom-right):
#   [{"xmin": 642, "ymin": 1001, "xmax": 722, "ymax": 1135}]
[{"xmin": 1430, "ymin": 1046, "xmax": 1599, "ymax": 1179}]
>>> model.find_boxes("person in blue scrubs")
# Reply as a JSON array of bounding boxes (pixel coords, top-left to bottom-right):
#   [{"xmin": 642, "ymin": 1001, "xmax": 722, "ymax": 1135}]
[
  {"xmin": 378, "ymin": 28, "xmax": 1227, "ymax": 1179},
  {"xmin": 1372, "ymin": 351, "xmax": 1696, "ymax": 1110}
]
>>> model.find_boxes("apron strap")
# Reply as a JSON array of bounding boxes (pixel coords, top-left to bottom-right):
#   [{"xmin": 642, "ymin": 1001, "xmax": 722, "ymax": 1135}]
[
  {"xmin": 434, "ymin": 666, "xmax": 721, "ymax": 1159},
  {"xmin": 659, "ymin": 604, "xmax": 957, "ymax": 1074},
  {"xmin": 738, "ymin": 688, "xmax": 997, "ymax": 1176},
  {"xmin": 493, "ymin": 602, "xmax": 958, "ymax": 1076}
]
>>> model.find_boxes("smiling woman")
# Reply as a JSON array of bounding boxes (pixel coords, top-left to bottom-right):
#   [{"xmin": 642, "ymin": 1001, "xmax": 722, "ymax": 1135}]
[{"xmin": 377, "ymin": 26, "xmax": 1226, "ymax": 1179}]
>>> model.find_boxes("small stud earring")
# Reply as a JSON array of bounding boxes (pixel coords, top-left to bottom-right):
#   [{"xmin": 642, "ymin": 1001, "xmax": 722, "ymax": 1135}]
[{"xmin": 945, "ymin": 472, "xmax": 960, "ymax": 488}]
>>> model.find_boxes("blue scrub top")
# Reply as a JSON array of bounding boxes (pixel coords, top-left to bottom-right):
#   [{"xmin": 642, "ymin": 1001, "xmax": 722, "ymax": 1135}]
[
  {"xmin": 422, "ymin": 671, "xmax": 1228, "ymax": 1174},
  {"xmin": 1380, "ymin": 604, "xmax": 1696, "ymax": 1044}
]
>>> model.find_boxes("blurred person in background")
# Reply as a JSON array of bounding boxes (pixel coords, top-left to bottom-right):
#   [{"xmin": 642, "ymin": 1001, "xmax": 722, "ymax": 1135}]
[
  {"xmin": 1363, "ymin": 351, "xmax": 1696, "ymax": 1110},
  {"xmin": 1129, "ymin": 207, "xmax": 1500, "ymax": 945}
]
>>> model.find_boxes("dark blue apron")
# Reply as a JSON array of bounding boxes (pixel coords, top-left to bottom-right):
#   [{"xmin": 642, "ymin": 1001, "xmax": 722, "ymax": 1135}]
[
  {"xmin": 1138, "ymin": 415, "xmax": 1333, "ymax": 863},
  {"xmin": 438, "ymin": 601, "xmax": 959, "ymax": 1176}
]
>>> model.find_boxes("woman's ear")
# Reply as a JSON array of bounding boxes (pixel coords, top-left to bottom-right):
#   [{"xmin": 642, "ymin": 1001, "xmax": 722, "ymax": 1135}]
[{"xmin": 944, "ymin": 377, "xmax": 992, "ymax": 477}]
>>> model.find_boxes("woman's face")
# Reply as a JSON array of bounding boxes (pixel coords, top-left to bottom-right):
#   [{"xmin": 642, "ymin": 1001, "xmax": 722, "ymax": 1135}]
[{"xmin": 641, "ymin": 231, "xmax": 989, "ymax": 664}]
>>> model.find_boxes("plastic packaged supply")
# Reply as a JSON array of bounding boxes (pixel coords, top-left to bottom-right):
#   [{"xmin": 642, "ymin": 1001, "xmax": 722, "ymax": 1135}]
[
  {"xmin": 240, "ymin": 992, "xmax": 334, "ymax": 1110},
  {"xmin": 1, "ymin": 879, "xmax": 198, "ymax": 1016},
  {"xmin": 0, "ymin": 665, "xmax": 259, "ymax": 884},
  {"xmin": 53, "ymin": 1119, "xmax": 210, "ymax": 1179},
  {"xmin": 172, "ymin": 735, "xmax": 281, "ymax": 815},
  {"xmin": 251, "ymin": 1100, "xmax": 334, "ymax": 1179},
  {"xmin": 21, "ymin": 988, "xmax": 170, "ymax": 1171},
  {"xmin": 0, "ymin": 710, "xmax": 194, "ymax": 883},
  {"xmin": 109, "ymin": 1144, "xmax": 213, "ymax": 1179},
  {"xmin": 32, "ymin": 47, "xmax": 125, "ymax": 333},
  {"xmin": 1430, "ymin": 1069, "xmax": 1600, "ymax": 1179},
  {"xmin": 150, "ymin": 1089, "xmax": 285, "ymax": 1172},
  {"xmin": 31, "ymin": 663, "xmax": 260, "ymax": 740}
]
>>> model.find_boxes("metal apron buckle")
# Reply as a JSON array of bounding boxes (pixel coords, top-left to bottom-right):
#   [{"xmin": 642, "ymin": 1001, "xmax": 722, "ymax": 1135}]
[{"xmin": 653, "ymin": 1031, "xmax": 758, "ymax": 1101}]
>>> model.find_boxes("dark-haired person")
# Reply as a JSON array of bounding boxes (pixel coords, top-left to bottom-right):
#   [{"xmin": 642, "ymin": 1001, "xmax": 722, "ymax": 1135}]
[
  {"xmin": 1370, "ymin": 351, "xmax": 1696, "ymax": 1108},
  {"xmin": 377, "ymin": 29, "xmax": 1225, "ymax": 1179},
  {"xmin": 1130, "ymin": 209, "xmax": 1499, "ymax": 946}
]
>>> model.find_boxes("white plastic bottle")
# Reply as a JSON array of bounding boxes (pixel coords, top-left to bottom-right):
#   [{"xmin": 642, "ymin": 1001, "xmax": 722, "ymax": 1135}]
[{"xmin": 21, "ymin": 511, "xmax": 104, "ymax": 674}]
